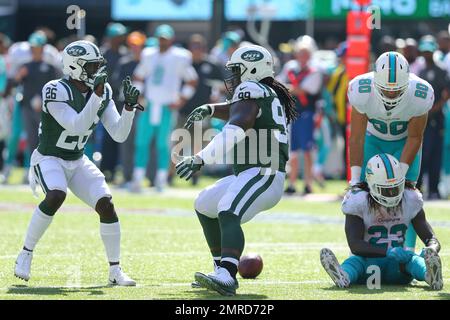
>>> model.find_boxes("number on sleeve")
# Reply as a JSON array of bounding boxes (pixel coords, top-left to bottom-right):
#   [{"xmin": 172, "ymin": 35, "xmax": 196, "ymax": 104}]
[
  {"xmin": 45, "ymin": 87, "xmax": 57, "ymax": 100},
  {"xmin": 358, "ymin": 78, "xmax": 372, "ymax": 93}
]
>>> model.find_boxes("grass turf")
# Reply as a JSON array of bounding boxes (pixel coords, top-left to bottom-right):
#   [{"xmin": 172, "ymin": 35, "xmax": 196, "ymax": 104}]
[{"xmin": 0, "ymin": 171, "xmax": 449, "ymax": 300}]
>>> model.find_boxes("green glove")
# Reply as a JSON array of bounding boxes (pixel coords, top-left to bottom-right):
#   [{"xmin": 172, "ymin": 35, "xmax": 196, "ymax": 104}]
[
  {"xmin": 184, "ymin": 104, "xmax": 213, "ymax": 129},
  {"xmin": 93, "ymin": 66, "xmax": 108, "ymax": 91},
  {"xmin": 175, "ymin": 155, "xmax": 204, "ymax": 181},
  {"xmin": 122, "ymin": 76, "xmax": 144, "ymax": 111}
]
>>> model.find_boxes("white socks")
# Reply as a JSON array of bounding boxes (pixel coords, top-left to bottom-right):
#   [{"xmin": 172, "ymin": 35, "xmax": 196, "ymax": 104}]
[
  {"xmin": 100, "ymin": 222, "xmax": 121, "ymax": 263},
  {"xmin": 23, "ymin": 207, "xmax": 53, "ymax": 251},
  {"xmin": 155, "ymin": 169, "xmax": 168, "ymax": 189},
  {"xmin": 133, "ymin": 168, "xmax": 145, "ymax": 184}
]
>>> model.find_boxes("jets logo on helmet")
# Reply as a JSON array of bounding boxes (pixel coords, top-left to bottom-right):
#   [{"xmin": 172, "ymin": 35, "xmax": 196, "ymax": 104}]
[
  {"xmin": 374, "ymin": 51, "xmax": 410, "ymax": 110},
  {"xmin": 241, "ymin": 50, "xmax": 264, "ymax": 62},
  {"xmin": 224, "ymin": 45, "xmax": 274, "ymax": 96},
  {"xmin": 365, "ymin": 153, "xmax": 405, "ymax": 208},
  {"xmin": 66, "ymin": 45, "xmax": 87, "ymax": 57}
]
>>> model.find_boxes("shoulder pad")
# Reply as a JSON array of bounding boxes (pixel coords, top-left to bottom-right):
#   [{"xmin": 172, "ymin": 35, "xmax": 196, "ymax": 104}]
[
  {"xmin": 231, "ymin": 81, "xmax": 271, "ymax": 103},
  {"xmin": 407, "ymin": 75, "xmax": 435, "ymax": 115},
  {"xmin": 403, "ymin": 188, "xmax": 423, "ymax": 219},
  {"xmin": 341, "ymin": 189, "xmax": 368, "ymax": 218},
  {"xmin": 347, "ymin": 73, "xmax": 374, "ymax": 114},
  {"xmin": 42, "ymin": 80, "xmax": 70, "ymax": 102}
]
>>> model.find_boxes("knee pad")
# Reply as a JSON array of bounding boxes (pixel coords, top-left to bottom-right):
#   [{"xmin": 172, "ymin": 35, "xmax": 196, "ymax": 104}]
[{"xmin": 39, "ymin": 190, "xmax": 66, "ymax": 216}]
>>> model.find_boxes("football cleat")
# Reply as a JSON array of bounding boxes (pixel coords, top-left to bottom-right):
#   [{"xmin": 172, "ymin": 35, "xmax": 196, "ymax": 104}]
[
  {"xmin": 14, "ymin": 250, "xmax": 33, "ymax": 281},
  {"xmin": 194, "ymin": 267, "xmax": 239, "ymax": 296},
  {"xmin": 423, "ymin": 247, "xmax": 443, "ymax": 290},
  {"xmin": 109, "ymin": 265, "xmax": 136, "ymax": 286},
  {"xmin": 191, "ymin": 261, "xmax": 220, "ymax": 289},
  {"xmin": 320, "ymin": 248, "xmax": 350, "ymax": 288}
]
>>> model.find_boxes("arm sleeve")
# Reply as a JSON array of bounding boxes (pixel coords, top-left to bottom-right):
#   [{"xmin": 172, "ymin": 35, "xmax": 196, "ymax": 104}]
[
  {"xmin": 196, "ymin": 123, "xmax": 246, "ymax": 164},
  {"xmin": 45, "ymin": 84, "xmax": 103, "ymax": 135},
  {"xmin": 100, "ymin": 100, "xmax": 136, "ymax": 143}
]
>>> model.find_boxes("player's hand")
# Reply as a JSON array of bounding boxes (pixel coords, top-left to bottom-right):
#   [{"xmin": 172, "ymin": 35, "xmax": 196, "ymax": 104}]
[
  {"xmin": 123, "ymin": 76, "xmax": 144, "ymax": 111},
  {"xmin": 184, "ymin": 104, "xmax": 213, "ymax": 129},
  {"xmin": 386, "ymin": 247, "xmax": 414, "ymax": 263},
  {"xmin": 174, "ymin": 154, "xmax": 204, "ymax": 181},
  {"xmin": 93, "ymin": 66, "xmax": 108, "ymax": 96}
]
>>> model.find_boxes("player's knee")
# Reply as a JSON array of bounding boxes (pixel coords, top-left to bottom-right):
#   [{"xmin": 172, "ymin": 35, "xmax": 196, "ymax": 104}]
[
  {"xmin": 40, "ymin": 190, "xmax": 66, "ymax": 216},
  {"xmin": 194, "ymin": 191, "xmax": 207, "ymax": 213},
  {"xmin": 95, "ymin": 197, "xmax": 118, "ymax": 223}
]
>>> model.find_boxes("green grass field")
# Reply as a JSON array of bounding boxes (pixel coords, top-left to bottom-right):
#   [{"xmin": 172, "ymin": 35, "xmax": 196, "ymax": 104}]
[{"xmin": 0, "ymin": 170, "xmax": 449, "ymax": 300}]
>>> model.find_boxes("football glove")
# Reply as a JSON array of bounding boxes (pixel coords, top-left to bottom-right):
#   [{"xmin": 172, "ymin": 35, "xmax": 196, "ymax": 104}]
[
  {"xmin": 184, "ymin": 104, "xmax": 213, "ymax": 129},
  {"xmin": 386, "ymin": 247, "xmax": 414, "ymax": 263},
  {"xmin": 123, "ymin": 76, "xmax": 144, "ymax": 111},
  {"xmin": 93, "ymin": 66, "xmax": 108, "ymax": 91},
  {"xmin": 175, "ymin": 154, "xmax": 204, "ymax": 181}
]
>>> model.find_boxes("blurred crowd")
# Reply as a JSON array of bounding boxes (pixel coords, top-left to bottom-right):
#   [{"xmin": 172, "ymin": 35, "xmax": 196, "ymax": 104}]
[{"xmin": 0, "ymin": 22, "xmax": 449, "ymax": 199}]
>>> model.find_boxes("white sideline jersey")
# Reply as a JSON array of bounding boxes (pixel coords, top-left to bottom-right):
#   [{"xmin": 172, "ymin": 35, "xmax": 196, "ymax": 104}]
[
  {"xmin": 342, "ymin": 188, "xmax": 423, "ymax": 249},
  {"xmin": 134, "ymin": 46, "xmax": 197, "ymax": 105},
  {"xmin": 6, "ymin": 41, "xmax": 61, "ymax": 78},
  {"xmin": 348, "ymin": 72, "xmax": 434, "ymax": 141}
]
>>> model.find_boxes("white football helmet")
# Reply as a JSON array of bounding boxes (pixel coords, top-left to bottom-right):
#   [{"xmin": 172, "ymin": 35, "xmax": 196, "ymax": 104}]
[
  {"xmin": 224, "ymin": 45, "xmax": 274, "ymax": 95},
  {"xmin": 62, "ymin": 40, "xmax": 105, "ymax": 89},
  {"xmin": 374, "ymin": 51, "xmax": 410, "ymax": 109},
  {"xmin": 365, "ymin": 153, "xmax": 405, "ymax": 208}
]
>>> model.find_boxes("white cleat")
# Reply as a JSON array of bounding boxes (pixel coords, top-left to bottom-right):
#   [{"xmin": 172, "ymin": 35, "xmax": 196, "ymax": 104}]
[
  {"xmin": 424, "ymin": 248, "xmax": 443, "ymax": 291},
  {"xmin": 109, "ymin": 266, "xmax": 136, "ymax": 286},
  {"xmin": 320, "ymin": 248, "xmax": 350, "ymax": 288},
  {"xmin": 194, "ymin": 267, "xmax": 239, "ymax": 296},
  {"xmin": 14, "ymin": 250, "xmax": 33, "ymax": 281}
]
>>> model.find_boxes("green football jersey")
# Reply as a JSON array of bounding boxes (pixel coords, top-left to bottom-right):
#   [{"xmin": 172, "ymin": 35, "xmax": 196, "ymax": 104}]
[
  {"xmin": 38, "ymin": 78, "xmax": 111, "ymax": 160},
  {"xmin": 230, "ymin": 81, "xmax": 289, "ymax": 175}
]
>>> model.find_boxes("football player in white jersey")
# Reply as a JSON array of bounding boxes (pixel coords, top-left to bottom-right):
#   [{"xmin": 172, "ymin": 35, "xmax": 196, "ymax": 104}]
[
  {"xmin": 131, "ymin": 24, "xmax": 198, "ymax": 192},
  {"xmin": 320, "ymin": 154, "xmax": 442, "ymax": 290},
  {"xmin": 14, "ymin": 40, "xmax": 143, "ymax": 286},
  {"xmin": 348, "ymin": 51, "xmax": 435, "ymax": 252}
]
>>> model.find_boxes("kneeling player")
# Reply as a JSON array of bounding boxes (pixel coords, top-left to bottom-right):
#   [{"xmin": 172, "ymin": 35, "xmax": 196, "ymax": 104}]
[
  {"xmin": 321, "ymin": 153, "xmax": 443, "ymax": 290},
  {"xmin": 14, "ymin": 40, "xmax": 143, "ymax": 285}
]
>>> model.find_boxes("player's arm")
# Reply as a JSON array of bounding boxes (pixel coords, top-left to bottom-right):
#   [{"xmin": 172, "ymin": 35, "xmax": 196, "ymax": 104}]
[
  {"xmin": 45, "ymin": 84, "xmax": 103, "ymax": 135},
  {"xmin": 198, "ymin": 99, "xmax": 258, "ymax": 163},
  {"xmin": 183, "ymin": 101, "xmax": 231, "ymax": 129},
  {"xmin": 100, "ymin": 99, "xmax": 135, "ymax": 143},
  {"xmin": 175, "ymin": 100, "xmax": 258, "ymax": 180},
  {"xmin": 411, "ymin": 208, "xmax": 441, "ymax": 253},
  {"xmin": 345, "ymin": 215, "xmax": 387, "ymax": 257},
  {"xmin": 399, "ymin": 113, "xmax": 427, "ymax": 173},
  {"xmin": 348, "ymin": 107, "xmax": 368, "ymax": 184},
  {"xmin": 100, "ymin": 78, "xmax": 143, "ymax": 142}
]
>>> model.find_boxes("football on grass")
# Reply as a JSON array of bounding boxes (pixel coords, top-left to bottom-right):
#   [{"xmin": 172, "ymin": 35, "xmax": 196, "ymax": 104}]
[{"xmin": 238, "ymin": 253, "xmax": 263, "ymax": 279}]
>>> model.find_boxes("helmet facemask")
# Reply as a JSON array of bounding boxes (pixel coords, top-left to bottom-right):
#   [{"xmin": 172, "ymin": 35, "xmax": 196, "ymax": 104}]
[
  {"xmin": 368, "ymin": 176, "xmax": 405, "ymax": 208},
  {"xmin": 375, "ymin": 82, "xmax": 408, "ymax": 110},
  {"xmin": 77, "ymin": 58, "xmax": 106, "ymax": 90},
  {"xmin": 224, "ymin": 62, "xmax": 246, "ymax": 98}
]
